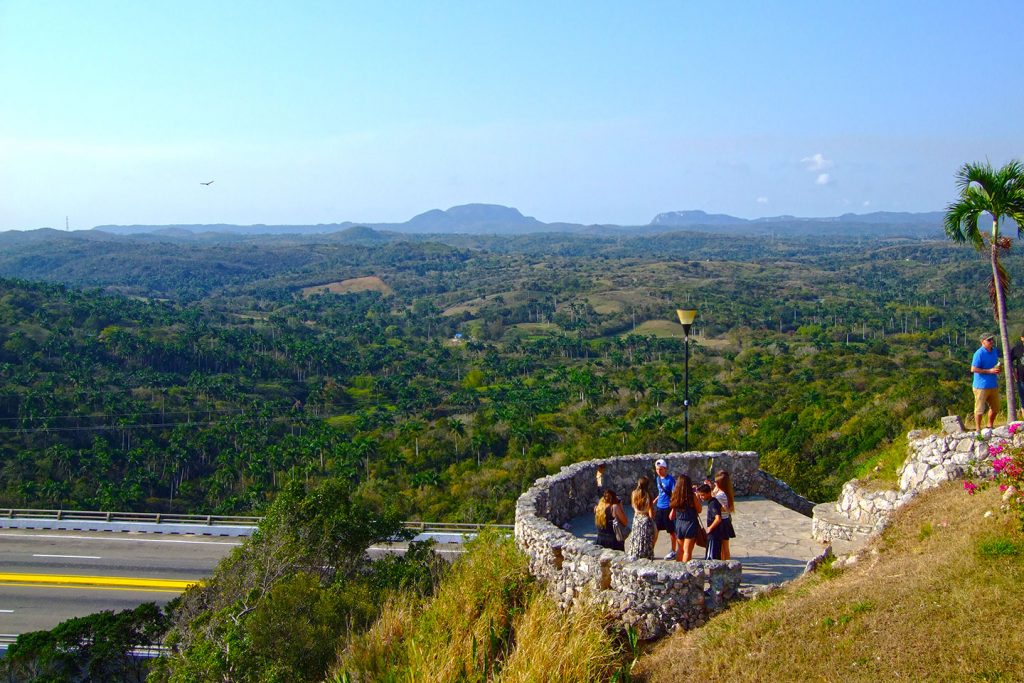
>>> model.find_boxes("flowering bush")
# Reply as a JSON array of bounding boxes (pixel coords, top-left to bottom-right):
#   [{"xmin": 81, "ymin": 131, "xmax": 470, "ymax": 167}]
[{"xmin": 966, "ymin": 424, "xmax": 1024, "ymax": 527}]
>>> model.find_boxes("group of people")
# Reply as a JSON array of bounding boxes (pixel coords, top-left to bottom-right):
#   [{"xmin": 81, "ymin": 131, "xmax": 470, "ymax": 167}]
[{"xmin": 593, "ymin": 458, "xmax": 736, "ymax": 561}]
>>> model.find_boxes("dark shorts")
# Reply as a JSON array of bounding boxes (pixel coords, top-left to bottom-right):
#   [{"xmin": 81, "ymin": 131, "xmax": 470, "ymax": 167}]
[
  {"xmin": 655, "ymin": 507, "xmax": 674, "ymax": 533},
  {"xmin": 721, "ymin": 517, "xmax": 736, "ymax": 539},
  {"xmin": 675, "ymin": 518, "xmax": 698, "ymax": 540}
]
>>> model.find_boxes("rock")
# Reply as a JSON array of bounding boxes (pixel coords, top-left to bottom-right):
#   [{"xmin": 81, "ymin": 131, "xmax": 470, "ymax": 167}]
[{"xmin": 941, "ymin": 415, "xmax": 964, "ymax": 434}]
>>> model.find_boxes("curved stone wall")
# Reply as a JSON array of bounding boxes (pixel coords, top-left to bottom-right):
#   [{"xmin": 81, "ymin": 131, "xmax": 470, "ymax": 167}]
[{"xmin": 514, "ymin": 450, "xmax": 816, "ymax": 639}]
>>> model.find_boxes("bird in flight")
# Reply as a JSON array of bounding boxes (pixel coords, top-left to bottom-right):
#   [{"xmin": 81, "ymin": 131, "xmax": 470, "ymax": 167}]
[{"xmin": 200, "ymin": 180, "xmax": 215, "ymax": 186}]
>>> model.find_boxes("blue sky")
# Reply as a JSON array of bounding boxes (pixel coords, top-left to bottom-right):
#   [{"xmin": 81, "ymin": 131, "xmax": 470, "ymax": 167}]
[{"xmin": 2, "ymin": 1, "xmax": 1022, "ymax": 230}]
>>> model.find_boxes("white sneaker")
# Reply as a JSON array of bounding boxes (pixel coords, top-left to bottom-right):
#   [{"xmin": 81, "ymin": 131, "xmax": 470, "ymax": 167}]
[{"xmin": 663, "ymin": 550, "xmax": 677, "ymax": 561}]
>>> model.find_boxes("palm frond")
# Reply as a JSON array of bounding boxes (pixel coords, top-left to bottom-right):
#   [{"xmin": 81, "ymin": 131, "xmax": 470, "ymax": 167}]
[
  {"xmin": 956, "ymin": 161, "xmax": 995, "ymax": 193},
  {"xmin": 947, "ymin": 160, "xmax": 1024, "ymax": 248},
  {"xmin": 944, "ymin": 198, "xmax": 984, "ymax": 248}
]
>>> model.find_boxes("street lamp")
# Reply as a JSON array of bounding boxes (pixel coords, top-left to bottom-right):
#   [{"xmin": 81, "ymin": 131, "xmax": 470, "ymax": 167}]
[{"xmin": 676, "ymin": 308, "xmax": 698, "ymax": 450}]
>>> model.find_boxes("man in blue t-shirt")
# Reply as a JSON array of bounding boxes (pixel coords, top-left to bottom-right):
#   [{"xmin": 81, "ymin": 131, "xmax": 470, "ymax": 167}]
[
  {"xmin": 971, "ymin": 333, "xmax": 1002, "ymax": 434},
  {"xmin": 653, "ymin": 458, "xmax": 677, "ymax": 560}
]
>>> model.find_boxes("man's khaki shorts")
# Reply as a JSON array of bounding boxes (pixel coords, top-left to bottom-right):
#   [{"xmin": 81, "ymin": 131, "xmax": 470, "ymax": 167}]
[{"xmin": 974, "ymin": 387, "xmax": 1000, "ymax": 414}]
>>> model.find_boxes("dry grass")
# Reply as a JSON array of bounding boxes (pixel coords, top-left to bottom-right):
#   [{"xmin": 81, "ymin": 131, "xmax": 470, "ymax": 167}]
[
  {"xmin": 330, "ymin": 532, "xmax": 623, "ymax": 682},
  {"xmin": 330, "ymin": 595, "xmax": 423, "ymax": 677},
  {"xmin": 634, "ymin": 483, "xmax": 1024, "ymax": 682},
  {"xmin": 628, "ymin": 319, "xmax": 684, "ymax": 338},
  {"xmin": 621, "ymin": 321, "xmax": 730, "ymax": 350},
  {"xmin": 301, "ymin": 276, "xmax": 393, "ymax": 297},
  {"xmin": 503, "ymin": 323, "xmax": 560, "ymax": 342},
  {"xmin": 494, "ymin": 597, "xmax": 613, "ymax": 683}
]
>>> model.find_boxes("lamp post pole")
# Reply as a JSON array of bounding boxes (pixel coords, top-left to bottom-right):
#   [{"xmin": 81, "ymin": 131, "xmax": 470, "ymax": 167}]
[{"xmin": 676, "ymin": 309, "xmax": 697, "ymax": 450}]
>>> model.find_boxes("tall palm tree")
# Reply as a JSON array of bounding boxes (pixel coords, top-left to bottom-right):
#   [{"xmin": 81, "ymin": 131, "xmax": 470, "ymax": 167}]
[{"xmin": 944, "ymin": 160, "xmax": 1024, "ymax": 421}]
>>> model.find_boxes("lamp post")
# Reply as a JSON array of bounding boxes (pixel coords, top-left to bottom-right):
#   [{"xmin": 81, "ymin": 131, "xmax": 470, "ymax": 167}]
[{"xmin": 676, "ymin": 308, "xmax": 698, "ymax": 450}]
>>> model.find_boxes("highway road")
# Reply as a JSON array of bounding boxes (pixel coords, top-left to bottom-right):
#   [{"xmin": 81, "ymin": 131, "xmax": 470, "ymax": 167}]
[
  {"xmin": 0, "ymin": 528, "xmax": 467, "ymax": 636},
  {"xmin": 0, "ymin": 529, "xmax": 239, "ymax": 634}
]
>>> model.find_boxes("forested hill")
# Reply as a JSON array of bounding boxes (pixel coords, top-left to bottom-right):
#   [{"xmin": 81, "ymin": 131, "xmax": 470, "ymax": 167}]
[
  {"xmin": 0, "ymin": 227, "xmax": 959, "ymax": 300},
  {"xmin": 0, "ymin": 231, "xmax": 1016, "ymax": 520}
]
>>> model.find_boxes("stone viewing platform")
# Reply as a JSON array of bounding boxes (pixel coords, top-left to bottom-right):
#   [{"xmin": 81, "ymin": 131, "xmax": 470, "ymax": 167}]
[
  {"xmin": 567, "ymin": 496, "xmax": 825, "ymax": 588},
  {"xmin": 515, "ymin": 419, "xmax": 1014, "ymax": 641},
  {"xmin": 514, "ymin": 450, "xmax": 818, "ymax": 639}
]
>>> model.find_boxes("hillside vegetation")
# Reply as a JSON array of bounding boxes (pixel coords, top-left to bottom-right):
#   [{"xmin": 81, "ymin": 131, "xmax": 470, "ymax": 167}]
[
  {"xmin": 7, "ymin": 476, "xmax": 1021, "ymax": 681},
  {"xmin": 635, "ymin": 483, "xmax": 1024, "ymax": 682},
  {"xmin": 0, "ymin": 231, "xmax": 1019, "ymax": 522}
]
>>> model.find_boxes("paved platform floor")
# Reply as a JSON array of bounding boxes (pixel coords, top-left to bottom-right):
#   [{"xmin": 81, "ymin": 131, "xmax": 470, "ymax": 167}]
[{"xmin": 569, "ymin": 495, "xmax": 829, "ymax": 587}]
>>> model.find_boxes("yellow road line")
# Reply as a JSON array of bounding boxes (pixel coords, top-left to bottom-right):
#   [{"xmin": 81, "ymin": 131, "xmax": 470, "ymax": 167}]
[
  {"xmin": 0, "ymin": 573, "xmax": 200, "ymax": 590},
  {"xmin": 0, "ymin": 582, "xmax": 183, "ymax": 594}
]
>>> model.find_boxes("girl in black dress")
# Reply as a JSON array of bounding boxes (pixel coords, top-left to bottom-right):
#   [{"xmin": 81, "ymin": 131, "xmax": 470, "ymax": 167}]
[{"xmin": 668, "ymin": 474, "xmax": 702, "ymax": 561}]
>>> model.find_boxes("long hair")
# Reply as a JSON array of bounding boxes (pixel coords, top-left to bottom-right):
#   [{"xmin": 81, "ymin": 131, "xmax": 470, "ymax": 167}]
[
  {"xmin": 715, "ymin": 470, "xmax": 735, "ymax": 512},
  {"xmin": 631, "ymin": 476, "xmax": 652, "ymax": 516},
  {"xmin": 669, "ymin": 474, "xmax": 695, "ymax": 512},
  {"xmin": 594, "ymin": 489, "xmax": 619, "ymax": 527}
]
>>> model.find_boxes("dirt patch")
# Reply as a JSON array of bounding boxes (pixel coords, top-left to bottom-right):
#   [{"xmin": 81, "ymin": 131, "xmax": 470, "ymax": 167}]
[{"xmin": 301, "ymin": 276, "xmax": 393, "ymax": 297}]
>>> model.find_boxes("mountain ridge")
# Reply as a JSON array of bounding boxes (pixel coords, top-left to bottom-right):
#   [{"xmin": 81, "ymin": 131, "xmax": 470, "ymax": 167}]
[{"xmin": 74, "ymin": 203, "xmax": 947, "ymax": 237}]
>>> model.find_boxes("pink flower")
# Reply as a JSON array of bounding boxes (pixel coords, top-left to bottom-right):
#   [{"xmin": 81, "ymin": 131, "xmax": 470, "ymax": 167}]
[
  {"xmin": 964, "ymin": 481, "xmax": 979, "ymax": 495},
  {"xmin": 993, "ymin": 457, "xmax": 1012, "ymax": 473},
  {"xmin": 1010, "ymin": 423, "xmax": 1021, "ymax": 436},
  {"xmin": 989, "ymin": 442, "xmax": 1006, "ymax": 456},
  {"xmin": 1000, "ymin": 484, "xmax": 1009, "ymax": 492}
]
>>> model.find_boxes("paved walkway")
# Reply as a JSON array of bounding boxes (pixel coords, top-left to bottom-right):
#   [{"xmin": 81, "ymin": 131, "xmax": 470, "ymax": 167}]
[{"xmin": 569, "ymin": 496, "xmax": 827, "ymax": 587}]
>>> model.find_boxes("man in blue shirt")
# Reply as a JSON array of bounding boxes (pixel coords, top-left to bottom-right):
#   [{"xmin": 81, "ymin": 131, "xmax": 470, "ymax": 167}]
[
  {"xmin": 653, "ymin": 458, "xmax": 677, "ymax": 560},
  {"xmin": 971, "ymin": 333, "xmax": 1002, "ymax": 434}
]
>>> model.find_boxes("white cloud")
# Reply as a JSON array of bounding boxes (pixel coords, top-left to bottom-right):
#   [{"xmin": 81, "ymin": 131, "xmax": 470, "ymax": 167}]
[
  {"xmin": 863, "ymin": 200, "xmax": 871, "ymax": 207},
  {"xmin": 801, "ymin": 153, "xmax": 833, "ymax": 172},
  {"xmin": 815, "ymin": 173, "xmax": 831, "ymax": 185},
  {"xmin": 756, "ymin": 196, "xmax": 769, "ymax": 204}
]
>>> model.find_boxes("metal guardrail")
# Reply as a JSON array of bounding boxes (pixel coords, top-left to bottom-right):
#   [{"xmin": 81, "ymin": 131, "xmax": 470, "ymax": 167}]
[
  {"xmin": 0, "ymin": 508, "xmax": 513, "ymax": 538},
  {"xmin": 0, "ymin": 508, "xmax": 260, "ymax": 526}
]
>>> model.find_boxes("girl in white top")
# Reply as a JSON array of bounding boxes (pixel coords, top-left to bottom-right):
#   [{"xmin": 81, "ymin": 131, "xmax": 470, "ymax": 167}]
[{"xmin": 713, "ymin": 470, "xmax": 736, "ymax": 560}]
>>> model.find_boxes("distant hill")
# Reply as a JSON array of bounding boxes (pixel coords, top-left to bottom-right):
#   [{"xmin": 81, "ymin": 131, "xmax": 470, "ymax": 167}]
[
  {"xmin": 401, "ymin": 204, "xmax": 546, "ymax": 234},
  {"xmin": 652, "ymin": 209, "xmax": 945, "ymax": 228},
  {"xmin": 95, "ymin": 222, "xmax": 357, "ymax": 236},
  {"xmin": 74, "ymin": 204, "xmax": 947, "ymax": 238},
  {"xmin": 650, "ymin": 210, "xmax": 748, "ymax": 226}
]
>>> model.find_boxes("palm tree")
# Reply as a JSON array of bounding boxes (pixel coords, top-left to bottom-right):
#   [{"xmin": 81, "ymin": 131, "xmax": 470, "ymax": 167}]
[{"xmin": 944, "ymin": 160, "xmax": 1024, "ymax": 421}]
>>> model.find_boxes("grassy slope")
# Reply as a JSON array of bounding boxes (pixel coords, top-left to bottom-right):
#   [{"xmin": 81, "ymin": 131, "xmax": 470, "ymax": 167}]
[
  {"xmin": 634, "ymin": 483, "xmax": 1024, "ymax": 682},
  {"xmin": 330, "ymin": 530, "xmax": 624, "ymax": 682}
]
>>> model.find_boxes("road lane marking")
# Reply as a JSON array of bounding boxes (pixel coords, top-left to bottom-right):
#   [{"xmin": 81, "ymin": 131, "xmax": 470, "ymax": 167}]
[
  {"xmin": 0, "ymin": 573, "xmax": 199, "ymax": 591},
  {"xmin": 0, "ymin": 610, "xmax": 13, "ymax": 613},
  {"xmin": 0, "ymin": 532, "xmax": 240, "ymax": 546},
  {"xmin": 32, "ymin": 554, "xmax": 102, "ymax": 560},
  {"xmin": 0, "ymin": 582, "xmax": 182, "ymax": 594}
]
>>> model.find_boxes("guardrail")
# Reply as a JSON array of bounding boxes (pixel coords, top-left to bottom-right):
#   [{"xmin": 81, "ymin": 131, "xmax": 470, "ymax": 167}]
[
  {"xmin": 0, "ymin": 508, "xmax": 260, "ymax": 526},
  {"xmin": 0, "ymin": 508, "xmax": 512, "ymax": 540}
]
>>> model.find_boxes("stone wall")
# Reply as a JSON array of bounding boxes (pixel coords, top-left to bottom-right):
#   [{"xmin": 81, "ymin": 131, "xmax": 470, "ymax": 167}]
[
  {"xmin": 812, "ymin": 422, "xmax": 1009, "ymax": 542},
  {"xmin": 514, "ymin": 451, "xmax": 816, "ymax": 639}
]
